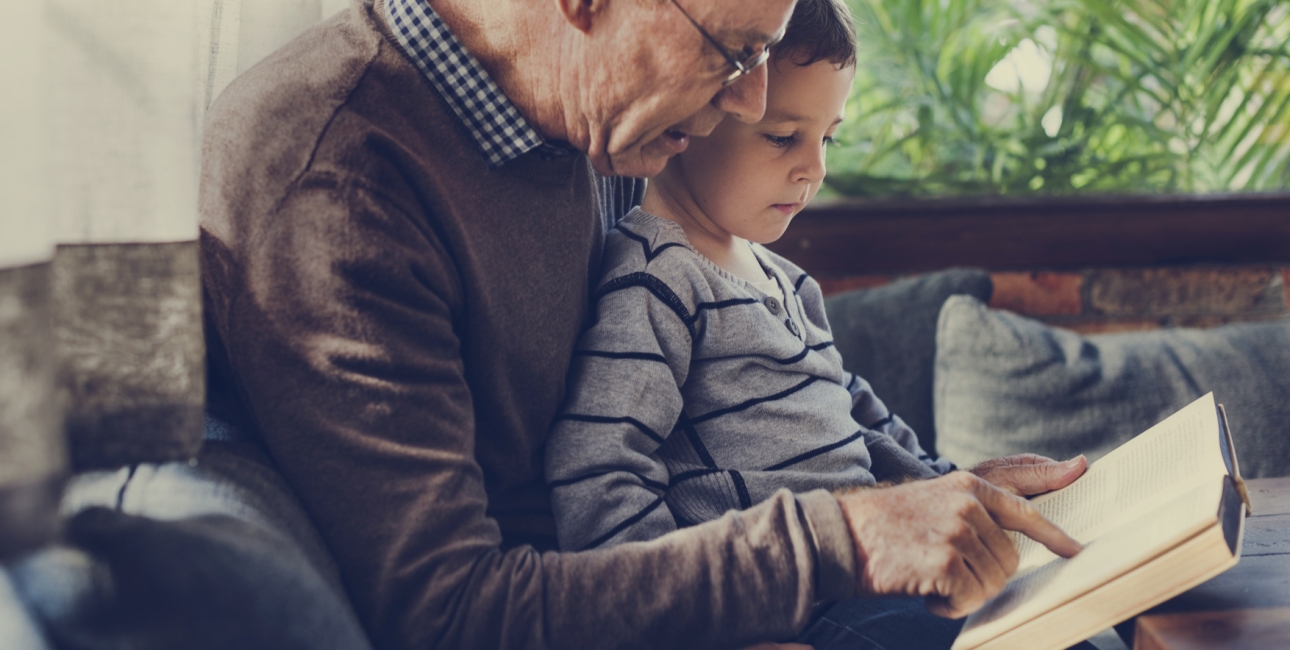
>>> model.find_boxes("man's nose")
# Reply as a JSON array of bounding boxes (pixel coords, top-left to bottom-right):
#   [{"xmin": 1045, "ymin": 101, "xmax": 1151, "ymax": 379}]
[{"xmin": 711, "ymin": 64, "xmax": 768, "ymax": 124}]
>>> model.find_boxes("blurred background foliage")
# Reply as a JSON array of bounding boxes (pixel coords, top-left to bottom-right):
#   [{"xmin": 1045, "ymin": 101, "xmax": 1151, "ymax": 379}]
[{"xmin": 824, "ymin": 0, "xmax": 1290, "ymax": 198}]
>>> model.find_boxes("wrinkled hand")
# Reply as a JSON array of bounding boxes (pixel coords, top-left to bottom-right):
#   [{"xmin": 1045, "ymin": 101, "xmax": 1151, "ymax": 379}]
[
  {"xmin": 970, "ymin": 453, "xmax": 1087, "ymax": 496},
  {"xmin": 836, "ymin": 472, "xmax": 1082, "ymax": 619}
]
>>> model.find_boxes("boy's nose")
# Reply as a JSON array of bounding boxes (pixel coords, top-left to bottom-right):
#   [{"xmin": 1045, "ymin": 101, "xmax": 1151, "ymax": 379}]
[{"xmin": 796, "ymin": 144, "xmax": 827, "ymax": 184}]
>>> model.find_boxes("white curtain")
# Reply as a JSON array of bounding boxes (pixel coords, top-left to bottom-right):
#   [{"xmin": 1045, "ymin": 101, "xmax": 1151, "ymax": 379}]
[
  {"xmin": 44, "ymin": 0, "xmax": 345, "ymax": 245},
  {"xmin": 0, "ymin": 0, "xmax": 61, "ymax": 559},
  {"xmin": 0, "ymin": 0, "xmax": 52, "ymax": 269},
  {"xmin": 38, "ymin": 0, "xmax": 345, "ymax": 246},
  {"xmin": 43, "ymin": 0, "xmax": 204, "ymax": 244}
]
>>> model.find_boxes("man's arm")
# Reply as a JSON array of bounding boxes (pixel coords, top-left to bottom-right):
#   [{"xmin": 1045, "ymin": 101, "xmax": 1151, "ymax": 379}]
[{"xmin": 204, "ymin": 180, "xmax": 855, "ymax": 650}]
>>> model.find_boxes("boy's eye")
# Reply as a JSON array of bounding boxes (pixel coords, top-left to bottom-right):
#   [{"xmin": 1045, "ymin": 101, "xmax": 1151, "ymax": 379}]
[
  {"xmin": 823, "ymin": 135, "xmax": 839, "ymax": 147},
  {"xmin": 764, "ymin": 134, "xmax": 797, "ymax": 148}
]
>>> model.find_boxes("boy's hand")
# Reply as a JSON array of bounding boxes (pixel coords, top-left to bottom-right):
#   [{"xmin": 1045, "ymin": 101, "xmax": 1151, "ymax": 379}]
[
  {"xmin": 969, "ymin": 453, "xmax": 1087, "ymax": 496},
  {"xmin": 835, "ymin": 472, "xmax": 1081, "ymax": 619}
]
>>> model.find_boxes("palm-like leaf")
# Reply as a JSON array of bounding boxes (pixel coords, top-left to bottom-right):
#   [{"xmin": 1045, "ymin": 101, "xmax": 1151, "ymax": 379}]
[{"xmin": 826, "ymin": 0, "xmax": 1290, "ymax": 197}]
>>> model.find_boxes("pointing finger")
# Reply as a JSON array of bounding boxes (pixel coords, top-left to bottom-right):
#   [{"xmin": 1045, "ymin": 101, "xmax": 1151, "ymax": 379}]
[
  {"xmin": 974, "ymin": 479, "xmax": 1082, "ymax": 558},
  {"xmin": 966, "ymin": 502, "xmax": 1021, "ymax": 578}
]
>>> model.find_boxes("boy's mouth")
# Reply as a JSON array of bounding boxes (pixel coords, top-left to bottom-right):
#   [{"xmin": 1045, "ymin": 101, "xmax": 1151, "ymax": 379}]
[{"xmin": 771, "ymin": 202, "xmax": 802, "ymax": 215}]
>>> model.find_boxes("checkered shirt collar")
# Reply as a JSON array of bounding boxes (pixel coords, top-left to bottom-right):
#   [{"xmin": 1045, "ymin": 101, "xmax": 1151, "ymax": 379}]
[{"xmin": 384, "ymin": 0, "xmax": 573, "ymax": 168}]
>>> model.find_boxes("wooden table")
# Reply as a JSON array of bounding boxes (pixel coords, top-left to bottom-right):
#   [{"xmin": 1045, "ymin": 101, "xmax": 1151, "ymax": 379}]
[{"xmin": 1130, "ymin": 477, "xmax": 1290, "ymax": 649}]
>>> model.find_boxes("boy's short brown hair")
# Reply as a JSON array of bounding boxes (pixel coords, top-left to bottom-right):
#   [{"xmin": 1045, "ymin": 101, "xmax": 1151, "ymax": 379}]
[{"xmin": 772, "ymin": 0, "xmax": 857, "ymax": 69}]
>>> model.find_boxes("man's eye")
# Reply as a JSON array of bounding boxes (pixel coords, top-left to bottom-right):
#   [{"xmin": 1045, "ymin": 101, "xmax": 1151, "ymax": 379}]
[{"xmin": 765, "ymin": 134, "xmax": 796, "ymax": 147}]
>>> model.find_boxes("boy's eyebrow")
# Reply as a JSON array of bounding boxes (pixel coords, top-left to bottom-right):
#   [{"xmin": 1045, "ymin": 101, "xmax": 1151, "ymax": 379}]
[
  {"xmin": 760, "ymin": 112, "xmax": 806, "ymax": 123},
  {"xmin": 761, "ymin": 112, "xmax": 847, "ymax": 126}
]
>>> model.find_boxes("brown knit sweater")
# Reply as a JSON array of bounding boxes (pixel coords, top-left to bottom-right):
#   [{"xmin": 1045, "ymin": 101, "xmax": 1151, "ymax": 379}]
[{"xmin": 198, "ymin": 2, "xmax": 856, "ymax": 648}]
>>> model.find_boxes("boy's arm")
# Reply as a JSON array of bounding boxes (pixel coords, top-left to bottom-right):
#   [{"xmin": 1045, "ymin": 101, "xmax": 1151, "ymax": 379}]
[
  {"xmin": 546, "ymin": 269, "xmax": 694, "ymax": 551},
  {"xmin": 847, "ymin": 372, "xmax": 956, "ymax": 478},
  {"xmin": 774, "ymin": 260, "xmax": 955, "ymax": 479}
]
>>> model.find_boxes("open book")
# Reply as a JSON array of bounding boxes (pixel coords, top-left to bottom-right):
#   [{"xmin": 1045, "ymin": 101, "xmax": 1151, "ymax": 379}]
[{"xmin": 952, "ymin": 392, "xmax": 1250, "ymax": 650}]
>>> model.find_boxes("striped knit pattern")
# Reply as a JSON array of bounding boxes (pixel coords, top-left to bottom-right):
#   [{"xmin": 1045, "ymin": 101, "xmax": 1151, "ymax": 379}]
[{"xmin": 546, "ymin": 209, "xmax": 954, "ymax": 552}]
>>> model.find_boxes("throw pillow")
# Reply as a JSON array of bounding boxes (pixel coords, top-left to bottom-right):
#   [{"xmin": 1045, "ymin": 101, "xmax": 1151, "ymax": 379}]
[{"xmin": 933, "ymin": 295, "xmax": 1290, "ymax": 478}]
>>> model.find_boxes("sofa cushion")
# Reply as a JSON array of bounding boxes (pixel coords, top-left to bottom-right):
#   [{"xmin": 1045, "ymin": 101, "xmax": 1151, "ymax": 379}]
[
  {"xmin": 0, "ymin": 566, "xmax": 51, "ymax": 650},
  {"xmin": 9, "ymin": 436, "xmax": 374, "ymax": 650},
  {"xmin": 933, "ymin": 295, "xmax": 1290, "ymax": 478},
  {"xmin": 825, "ymin": 269, "xmax": 993, "ymax": 456}
]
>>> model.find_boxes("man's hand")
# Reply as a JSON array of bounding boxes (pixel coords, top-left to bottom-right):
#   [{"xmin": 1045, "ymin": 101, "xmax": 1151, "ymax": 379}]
[
  {"xmin": 970, "ymin": 453, "xmax": 1087, "ymax": 496},
  {"xmin": 836, "ymin": 472, "xmax": 1082, "ymax": 619}
]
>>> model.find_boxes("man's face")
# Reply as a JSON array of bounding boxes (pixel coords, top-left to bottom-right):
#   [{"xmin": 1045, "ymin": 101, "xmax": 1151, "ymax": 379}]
[{"xmin": 578, "ymin": 0, "xmax": 797, "ymax": 178}]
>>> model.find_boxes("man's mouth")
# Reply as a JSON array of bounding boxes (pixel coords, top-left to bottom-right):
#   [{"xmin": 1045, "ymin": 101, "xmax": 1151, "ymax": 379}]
[{"xmin": 658, "ymin": 129, "xmax": 691, "ymax": 155}]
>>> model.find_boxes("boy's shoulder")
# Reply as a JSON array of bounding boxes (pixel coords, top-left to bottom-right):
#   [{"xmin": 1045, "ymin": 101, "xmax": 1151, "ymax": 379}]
[{"xmin": 600, "ymin": 208, "xmax": 711, "ymax": 292}]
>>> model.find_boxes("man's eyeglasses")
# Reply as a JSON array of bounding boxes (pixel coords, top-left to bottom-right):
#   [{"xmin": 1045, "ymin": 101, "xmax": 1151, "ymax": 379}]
[{"xmin": 670, "ymin": 0, "xmax": 786, "ymax": 87}]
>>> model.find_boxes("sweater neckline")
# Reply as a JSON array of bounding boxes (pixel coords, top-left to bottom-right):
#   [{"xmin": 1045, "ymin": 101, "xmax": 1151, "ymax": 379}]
[{"xmin": 621, "ymin": 208, "xmax": 789, "ymax": 299}]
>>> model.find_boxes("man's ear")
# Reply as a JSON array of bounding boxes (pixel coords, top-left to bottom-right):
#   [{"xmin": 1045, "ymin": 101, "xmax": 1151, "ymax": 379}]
[{"xmin": 554, "ymin": 0, "xmax": 609, "ymax": 34}]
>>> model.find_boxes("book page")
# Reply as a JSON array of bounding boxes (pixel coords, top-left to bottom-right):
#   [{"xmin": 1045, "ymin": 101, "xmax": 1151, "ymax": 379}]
[
  {"xmin": 1012, "ymin": 394, "xmax": 1227, "ymax": 571},
  {"xmin": 956, "ymin": 479, "xmax": 1225, "ymax": 649}
]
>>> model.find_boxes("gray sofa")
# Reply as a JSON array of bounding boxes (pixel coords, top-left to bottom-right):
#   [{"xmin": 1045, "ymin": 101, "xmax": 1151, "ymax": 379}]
[
  {"xmin": 5, "ymin": 437, "xmax": 373, "ymax": 650},
  {"xmin": 4, "ymin": 268, "xmax": 1287, "ymax": 649}
]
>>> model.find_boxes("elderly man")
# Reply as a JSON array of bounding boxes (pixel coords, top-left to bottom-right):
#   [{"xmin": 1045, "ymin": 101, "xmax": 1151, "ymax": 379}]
[{"xmin": 199, "ymin": 0, "xmax": 1084, "ymax": 648}]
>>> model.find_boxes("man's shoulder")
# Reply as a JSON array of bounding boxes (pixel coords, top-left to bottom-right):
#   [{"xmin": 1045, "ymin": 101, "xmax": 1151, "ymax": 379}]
[
  {"xmin": 202, "ymin": 8, "xmax": 390, "ymax": 217},
  {"xmin": 206, "ymin": 8, "xmax": 384, "ymax": 154},
  {"xmin": 201, "ymin": 4, "xmax": 480, "ymax": 237}
]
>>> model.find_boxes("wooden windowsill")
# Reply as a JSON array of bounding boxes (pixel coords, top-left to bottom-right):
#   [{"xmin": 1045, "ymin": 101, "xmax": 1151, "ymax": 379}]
[{"xmin": 764, "ymin": 192, "xmax": 1290, "ymax": 276}]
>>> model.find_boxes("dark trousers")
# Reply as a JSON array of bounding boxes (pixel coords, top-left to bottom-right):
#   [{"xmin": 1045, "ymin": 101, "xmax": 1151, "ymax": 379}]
[{"xmin": 797, "ymin": 596, "xmax": 1099, "ymax": 650}]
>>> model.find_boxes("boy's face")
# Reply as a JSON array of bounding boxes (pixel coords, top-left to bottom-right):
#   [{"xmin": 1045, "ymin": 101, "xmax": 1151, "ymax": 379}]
[{"xmin": 663, "ymin": 57, "xmax": 853, "ymax": 244}]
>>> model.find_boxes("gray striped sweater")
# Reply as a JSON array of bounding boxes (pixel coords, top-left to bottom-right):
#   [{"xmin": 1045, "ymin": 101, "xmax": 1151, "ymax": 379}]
[{"xmin": 545, "ymin": 208, "xmax": 954, "ymax": 552}]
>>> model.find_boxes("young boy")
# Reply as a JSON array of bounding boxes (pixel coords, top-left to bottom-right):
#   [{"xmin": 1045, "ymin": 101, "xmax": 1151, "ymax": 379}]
[{"xmin": 546, "ymin": 0, "xmax": 954, "ymax": 553}]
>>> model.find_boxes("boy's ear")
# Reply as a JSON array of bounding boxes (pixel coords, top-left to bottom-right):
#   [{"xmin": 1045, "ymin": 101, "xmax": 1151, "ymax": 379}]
[{"xmin": 554, "ymin": 0, "xmax": 609, "ymax": 34}]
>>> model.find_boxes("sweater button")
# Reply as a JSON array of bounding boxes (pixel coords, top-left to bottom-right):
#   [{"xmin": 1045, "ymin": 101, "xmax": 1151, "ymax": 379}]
[{"xmin": 764, "ymin": 296, "xmax": 782, "ymax": 314}]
